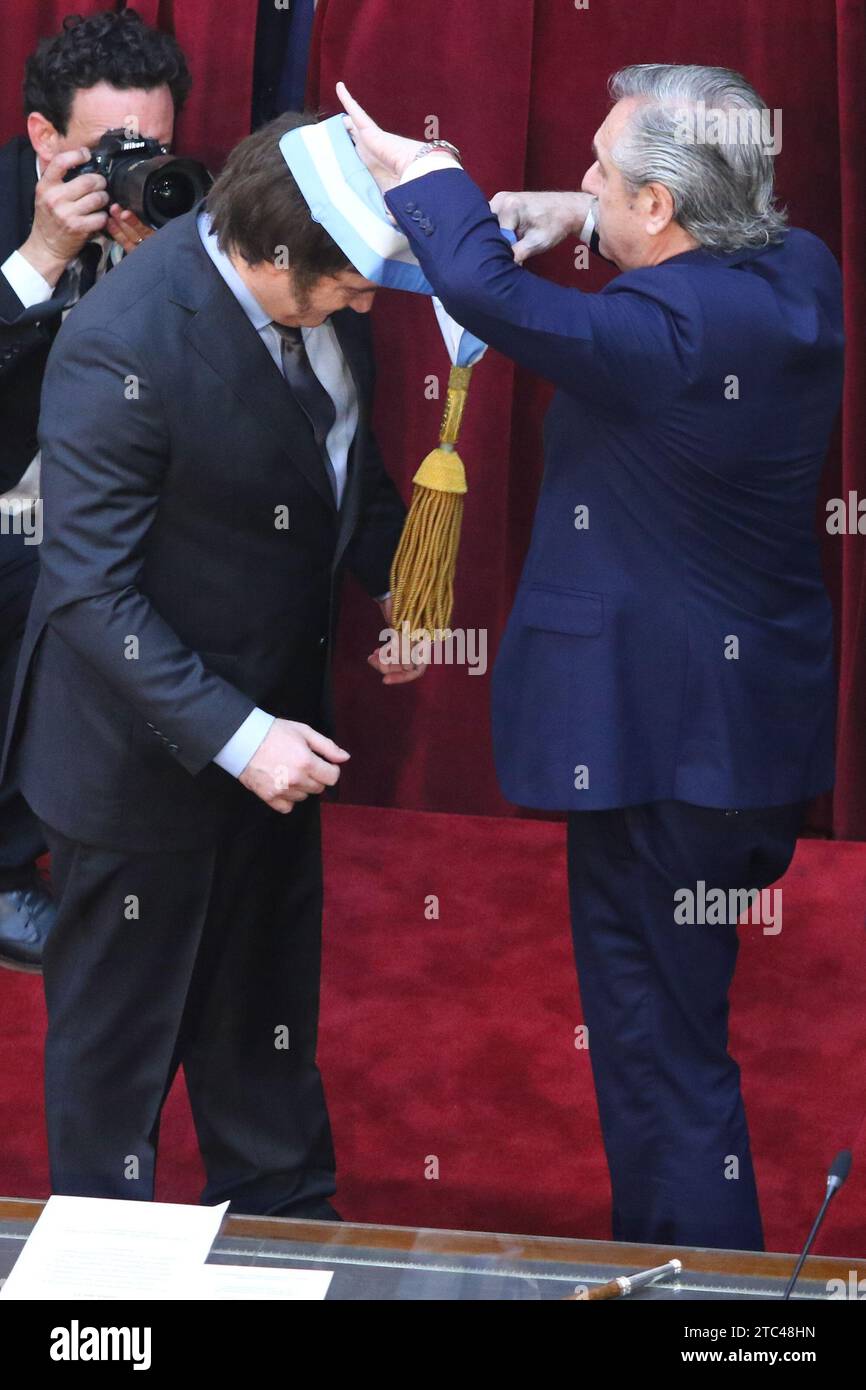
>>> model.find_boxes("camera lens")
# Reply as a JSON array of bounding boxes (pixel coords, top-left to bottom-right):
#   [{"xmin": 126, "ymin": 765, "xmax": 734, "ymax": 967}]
[
  {"xmin": 148, "ymin": 171, "xmax": 197, "ymax": 219},
  {"xmin": 112, "ymin": 154, "xmax": 212, "ymax": 229}
]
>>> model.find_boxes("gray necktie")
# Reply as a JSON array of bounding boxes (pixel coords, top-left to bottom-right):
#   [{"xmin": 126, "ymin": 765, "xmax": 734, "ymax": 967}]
[{"xmin": 272, "ymin": 323, "xmax": 339, "ymax": 503}]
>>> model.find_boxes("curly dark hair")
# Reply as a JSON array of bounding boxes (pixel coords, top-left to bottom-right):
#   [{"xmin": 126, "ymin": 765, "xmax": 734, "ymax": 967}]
[{"xmin": 23, "ymin": 8, "xmax": 192, "ymax": 133}]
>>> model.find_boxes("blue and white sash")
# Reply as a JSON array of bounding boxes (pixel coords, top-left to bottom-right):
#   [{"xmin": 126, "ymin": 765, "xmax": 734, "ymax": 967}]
[{"xmin": 280, "ymin": 115, "xmax": 510, "ymax": 368}]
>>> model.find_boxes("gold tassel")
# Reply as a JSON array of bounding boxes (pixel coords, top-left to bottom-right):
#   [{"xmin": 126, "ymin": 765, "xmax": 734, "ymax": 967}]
[{"xmin": 389, "ymin": 364, "xmax": 474, "ymax": 638}]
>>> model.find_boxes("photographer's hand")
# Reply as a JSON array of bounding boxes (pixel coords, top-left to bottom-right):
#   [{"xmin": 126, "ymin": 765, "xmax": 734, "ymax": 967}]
[
  {"xmin": 18, "ymin": 147, "xmax": 109, "ymax": 287},
  {"xmin": 106, "ymin": 204, "xmax": 155, "ymax": 253}
]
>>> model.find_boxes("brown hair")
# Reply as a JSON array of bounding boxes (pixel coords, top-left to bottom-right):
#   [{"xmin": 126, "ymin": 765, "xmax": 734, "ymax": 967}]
[{"xmin": 206, "ymin": 112, "xmax": 352, "ymax": 289}]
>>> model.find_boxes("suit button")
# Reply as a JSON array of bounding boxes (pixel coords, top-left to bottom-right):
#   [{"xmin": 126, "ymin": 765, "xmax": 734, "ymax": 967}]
[
  {"xmin": 168, "ymin": 743, "xmax": 179, "ymax": 753},
  {"xmin": 411, "ymin": 210, "xmax": 423, "ymax": 221},
  {"xmin": 319, "ymin": 636, "xmax": 326, "ymax": 646},
  {"xmin": 405, "ymin": 200, "xmax": 417, "ymax": 212}
]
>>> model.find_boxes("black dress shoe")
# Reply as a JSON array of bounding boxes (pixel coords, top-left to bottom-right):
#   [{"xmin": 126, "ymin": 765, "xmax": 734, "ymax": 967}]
[{"xmin": 0, "ymin": 884, "xmax": 56, "ymax": 972}]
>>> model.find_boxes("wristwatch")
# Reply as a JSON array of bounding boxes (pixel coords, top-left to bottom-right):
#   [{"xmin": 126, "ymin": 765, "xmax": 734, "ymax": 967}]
[{"xmin": 411, "ymin": 139, "xmax": 463, "ymax": 167}]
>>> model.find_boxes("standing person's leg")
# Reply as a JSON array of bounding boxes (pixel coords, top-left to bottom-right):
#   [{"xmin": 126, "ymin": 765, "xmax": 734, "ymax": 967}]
[
  {"xmin": 40, "ymin": 822, "xmax": 216, "ymax": 1200},
  {"xmin": 0, "ymin": 532, "xmax": 54, "ymax": 970},
  {"xmin": 566, "ymin": 800, "xmax": 804, "ymax": 1251},
  {"xmin": 179, "ymin": 794, "xmax": 336, "ymax": 1217}
]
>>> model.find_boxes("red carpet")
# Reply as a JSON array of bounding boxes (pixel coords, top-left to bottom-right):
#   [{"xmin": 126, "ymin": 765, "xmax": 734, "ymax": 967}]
[{"xmin": 2, "ymin": 804, "xmax": 865, "ymax": 1255}]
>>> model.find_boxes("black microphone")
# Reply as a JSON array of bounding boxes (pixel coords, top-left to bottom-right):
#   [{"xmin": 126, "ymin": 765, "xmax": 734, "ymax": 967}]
[{"xmin": 782, "ymin": 1149, "xmax": 852, "ymax": 1300}]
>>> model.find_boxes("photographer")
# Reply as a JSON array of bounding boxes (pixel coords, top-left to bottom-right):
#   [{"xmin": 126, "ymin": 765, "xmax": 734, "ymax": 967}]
[{"xmin": 0, "ymin": 9, "xmax": 191, "ymax": 970}]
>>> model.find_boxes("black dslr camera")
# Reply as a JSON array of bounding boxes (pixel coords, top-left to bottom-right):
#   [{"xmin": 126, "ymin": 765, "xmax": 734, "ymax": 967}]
[{"xmin": 62, "ymin": 128, "xmax": 212, "ymax": 228}]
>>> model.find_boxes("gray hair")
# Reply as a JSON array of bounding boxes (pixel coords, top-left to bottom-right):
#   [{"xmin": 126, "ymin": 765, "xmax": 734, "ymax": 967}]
[{"xmin": 607, "ymin": 64, "xmax": 787, "ymax": 251}]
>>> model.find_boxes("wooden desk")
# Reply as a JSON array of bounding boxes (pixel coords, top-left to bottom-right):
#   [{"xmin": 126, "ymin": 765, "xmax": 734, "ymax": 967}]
[{"xmin": 2, "ymin": 1198, "xmax": 863, "ymax": 1300}]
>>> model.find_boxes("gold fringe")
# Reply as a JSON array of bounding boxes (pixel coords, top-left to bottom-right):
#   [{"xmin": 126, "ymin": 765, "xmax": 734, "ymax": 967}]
[{"xmin": 389, "ymin": 366, "xmax": 474, "ymax": 637}]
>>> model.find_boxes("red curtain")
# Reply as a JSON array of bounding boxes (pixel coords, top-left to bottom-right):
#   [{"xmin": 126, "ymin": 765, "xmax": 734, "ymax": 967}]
[
  {"xmin": 1, "ymin": 0, "xmax": 110, "ymax": 142},
  {"xmin": 139, "ymin": 0, "xmax": 258, "ymax": 174},
  {"xmin": 310, "ymin": 0, "xmax": 866, "ymax": 835}
]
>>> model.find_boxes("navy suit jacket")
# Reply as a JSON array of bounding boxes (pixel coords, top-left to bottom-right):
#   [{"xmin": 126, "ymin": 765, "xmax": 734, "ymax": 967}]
[
  {"xmin": 386, "ymin": 170, "xmax": 844, "ymax": 811},
  {"xmin": 0, "ymin": 135, "xmax": 72, "ymax": 491}
]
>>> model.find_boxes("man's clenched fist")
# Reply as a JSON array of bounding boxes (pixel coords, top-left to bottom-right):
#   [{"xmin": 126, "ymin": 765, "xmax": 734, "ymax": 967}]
[
  {"xmin": 239, "ymin": 719, "xmax": 350, "ymax": 813},
  {"xmin": 490, "ymin": 190, "xmax": 594, "ymax": 264}
]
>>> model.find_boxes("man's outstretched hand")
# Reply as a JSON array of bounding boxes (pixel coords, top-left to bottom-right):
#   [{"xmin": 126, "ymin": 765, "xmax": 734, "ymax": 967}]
[
  {"xmin": 336, "ymin": 82, "xmax": 425, "ymax": 193},
  {"xmin": 239, "ymin": 718, "xmax": 350, "ymax": 813},
  {"xmin": 336, "ymin": 84, "xmax": 593, "ymax": 266}
]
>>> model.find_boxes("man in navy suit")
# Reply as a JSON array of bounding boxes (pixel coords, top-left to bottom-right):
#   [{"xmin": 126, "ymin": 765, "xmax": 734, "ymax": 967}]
[{"xmin": 339, "ymin": 63, "xmax": 844, "ymax": 1250}]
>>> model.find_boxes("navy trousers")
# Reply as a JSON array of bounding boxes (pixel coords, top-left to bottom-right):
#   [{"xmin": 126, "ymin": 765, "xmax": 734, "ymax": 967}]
[{"xmin": 566, "ymin": 800, "xmax": 805, "ymax": 1252}]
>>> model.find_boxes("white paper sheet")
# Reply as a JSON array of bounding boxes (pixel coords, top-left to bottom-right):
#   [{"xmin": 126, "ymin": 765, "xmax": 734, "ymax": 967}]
[
  {"xmin": 0, "ymin": 1195, "xmax": 229, "ymax": 1300},
  {"xmin": 167, "ymin": 1263, "xmax": 333, "ymax": 1300}
]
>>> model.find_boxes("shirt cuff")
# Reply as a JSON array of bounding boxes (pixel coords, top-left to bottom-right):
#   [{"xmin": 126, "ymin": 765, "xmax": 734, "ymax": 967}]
[
  {"xmin": 1, "ymin": 250, "xmax": 54, "ymax": 309},
  {"xmin": 578, "ymin": 201, "xmax": 597, "ymax": 246},
  {"xmin": 398, "ymin": 152, "xmax": 462, "ymax": 186},
  {"xmin": 213, "ymin": 707, "xmax": 275, "ymax": 778}
]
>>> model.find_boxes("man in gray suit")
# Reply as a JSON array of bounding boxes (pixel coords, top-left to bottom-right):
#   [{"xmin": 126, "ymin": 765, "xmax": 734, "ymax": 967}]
[{"xmin": 3, "ymin": 111, "xmax": 420, "ymax": 1214}]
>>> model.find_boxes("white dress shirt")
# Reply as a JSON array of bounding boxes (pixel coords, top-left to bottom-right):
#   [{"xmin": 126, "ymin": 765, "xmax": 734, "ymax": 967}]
[
  {"xmin": 1, "ymin": 247, "xmax": 54, "ymax": 308},
  {"xmin": 197, "ymin": 210, "xmax": 358, "ymax": 508}
]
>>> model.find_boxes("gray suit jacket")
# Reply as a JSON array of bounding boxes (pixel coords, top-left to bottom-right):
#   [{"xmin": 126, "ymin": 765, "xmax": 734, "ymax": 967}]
[{"xmin": 3, "ymin": 207, "xmax": 405, "ymax": 850}]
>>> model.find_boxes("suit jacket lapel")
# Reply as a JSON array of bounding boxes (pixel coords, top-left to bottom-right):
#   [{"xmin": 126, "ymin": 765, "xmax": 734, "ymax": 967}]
[
  {"xmin": 168, "ymin": 215, "xmax": 338, "ymax": 512},
  {"xmin": 330, "ymin": 308, "xmax": 369, "ymax": 568}
]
